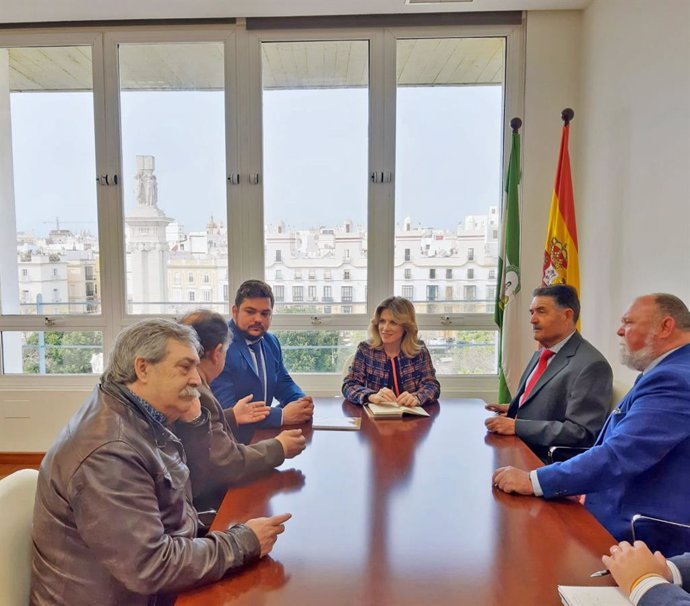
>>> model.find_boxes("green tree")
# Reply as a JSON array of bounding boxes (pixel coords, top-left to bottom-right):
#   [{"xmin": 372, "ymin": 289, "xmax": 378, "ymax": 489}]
[
  {"xmin": 23, "ymin": 331, "xmax": 102, "ymax": 374},
  {"xmin": 274, "ymin": 330, "xmax": 341, "ymax": 373}
]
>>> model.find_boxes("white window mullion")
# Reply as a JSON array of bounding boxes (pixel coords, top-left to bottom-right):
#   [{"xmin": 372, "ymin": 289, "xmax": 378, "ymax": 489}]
[
  {"xmin": 99, "ymin": 31, "xmax": 127, "ymax": 356},
  {"xmin": 366, "ymin": 29, "xmax": 396, "ymax": 317},
  {"xmin": 228, "ymin": 25, "xmax": 265, "ymax": 293}
]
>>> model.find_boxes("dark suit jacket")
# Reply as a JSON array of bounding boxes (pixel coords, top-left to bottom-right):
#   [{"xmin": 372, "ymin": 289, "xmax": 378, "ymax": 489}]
[
  {"xmin": 507, "ymin": 331, "xmax": 612, "ymax": 459},
  {"xmin": 211, "ymin": 321, "xmax": 305, "ymax": 438},
  {"xmin": 175, "ymin": 381, "xmax": 285, "ymax": 511},
  {"xmin": 537, "ymin": 344, "xmax": 690, "ymax": 556}
]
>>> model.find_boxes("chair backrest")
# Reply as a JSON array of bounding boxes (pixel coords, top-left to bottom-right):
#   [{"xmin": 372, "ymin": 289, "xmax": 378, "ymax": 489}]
[
  {"xmin": 631, "ymin": 513, "xmax": 690, "ymax": 557},
  {"xmin": 0, "ymin": 468, "xmax": 40, "ymax": 606}
]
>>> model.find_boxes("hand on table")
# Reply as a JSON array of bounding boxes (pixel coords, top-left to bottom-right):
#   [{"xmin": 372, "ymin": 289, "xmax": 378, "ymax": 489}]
[
  {"xmin": 368, "ymin": 388, "xmax": 397, "ymax": 404},
  {"xmin": 396, "ymin": 391, "xmax": 420, "ymax": 408},
  {"xmin": 485, "ymin": 415, "xmax": 516, "ymax": 435},
  {"xmin": 602, "ymin": 540, "xmax": 672, "ymax": 594},
  {"xmin": 244, "ymin": 513, "xmax": 292, "ymax": 558},
  {"xmin": 282, "ymin": 397, "xmax": 314, "ymax": 425},
  {"xmin": 484, "ymin": 402, "xmax": 509, "ymax": 415},
  {"xmin": 276, "ymin": 429, "xmax": 306, "ymax": 459},
  {"xmin": 234, "ymin": 394, "xmax": 271, "ymax": 425},
  {"xmin": 492, "ymin": 466, "xmax": 534, "ymax": 495}
]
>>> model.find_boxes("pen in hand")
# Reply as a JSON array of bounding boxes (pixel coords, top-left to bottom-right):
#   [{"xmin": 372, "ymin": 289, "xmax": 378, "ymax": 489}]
[{"xmin": 590, "ymin": 569, "xmax": 611, "ymax": 578}]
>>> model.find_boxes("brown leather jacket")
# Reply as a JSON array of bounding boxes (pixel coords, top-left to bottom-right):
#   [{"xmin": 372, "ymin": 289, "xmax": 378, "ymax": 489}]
[
  {"xmin": 176, "ymin": 381, "xmax": 285, "ymax": 511},
  {"xmin": 30, "ymin": 383, "xmax": 260, "ymax": 606}
]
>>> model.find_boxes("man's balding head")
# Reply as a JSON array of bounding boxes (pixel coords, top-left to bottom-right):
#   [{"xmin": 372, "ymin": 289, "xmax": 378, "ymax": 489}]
[{"xmin": 617, "ymin": 294, "xmax": 690, "ymax": 371}]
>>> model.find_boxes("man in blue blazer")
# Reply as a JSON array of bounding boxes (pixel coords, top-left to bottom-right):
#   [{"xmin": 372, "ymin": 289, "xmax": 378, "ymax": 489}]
[
  {"xmin": 212, "ymin": 280, "xmax": 314, "ymax": 443},
  {"xmin": 492, "ymin": 293, "xmax": 690, "ymax": 556}
]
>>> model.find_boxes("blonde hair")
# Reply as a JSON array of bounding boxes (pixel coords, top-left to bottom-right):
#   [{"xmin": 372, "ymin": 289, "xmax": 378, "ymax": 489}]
[{"xmin": 369, "ymin": 296, "xmax": 421, "ymax": 357}]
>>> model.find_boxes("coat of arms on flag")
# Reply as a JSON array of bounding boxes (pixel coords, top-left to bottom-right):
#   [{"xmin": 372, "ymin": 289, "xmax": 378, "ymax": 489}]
[
  {"xmin": 542, "ymin": 109, "xmax": 580, "ymax": 302},
  {"xmin": 542, "ymin": 236, "xmax": 569, "ymax": 286}
]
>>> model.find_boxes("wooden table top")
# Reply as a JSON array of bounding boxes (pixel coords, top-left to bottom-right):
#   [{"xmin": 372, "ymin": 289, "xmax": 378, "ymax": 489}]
[{"xmin": 177, "ymin": 398, "xmax": 616, "ymax": 606}]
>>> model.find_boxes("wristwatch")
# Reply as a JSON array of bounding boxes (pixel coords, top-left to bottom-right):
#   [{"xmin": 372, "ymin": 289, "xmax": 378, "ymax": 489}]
[{"xmin": 184, "ymin": 409, "xmax": 206, "ymax": 426}]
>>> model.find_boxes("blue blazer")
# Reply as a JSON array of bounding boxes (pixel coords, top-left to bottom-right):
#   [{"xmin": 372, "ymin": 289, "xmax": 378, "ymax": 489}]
[
  {"xmin": 537, "ymin": 343, "xmax": 690, "ymax": 555},
  {"xmin": 211, "ymin": 321, "xmax": 305, "ymax": 433}
]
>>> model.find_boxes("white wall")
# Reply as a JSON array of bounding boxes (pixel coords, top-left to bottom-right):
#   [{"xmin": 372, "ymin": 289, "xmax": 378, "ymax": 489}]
[
  {"xmin": 519, "ymin": 2, "xmax": 690, "ymax": 386},
  {"xmin": 519, "ymin": 10, "xmax": 582, "ymax": 372},
  {"xmin": 0, "ymin": 387, "xmax": 88, "ymax": 451},
  {"xmin": 577, "ymin": 0, "xmax": 690, "ymax": 383}
]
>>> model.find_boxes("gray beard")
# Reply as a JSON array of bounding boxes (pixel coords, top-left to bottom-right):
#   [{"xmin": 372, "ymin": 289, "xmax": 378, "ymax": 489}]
[{"xmin": 619, "ymin": 343, "xmax": 655, "ymax": 372}]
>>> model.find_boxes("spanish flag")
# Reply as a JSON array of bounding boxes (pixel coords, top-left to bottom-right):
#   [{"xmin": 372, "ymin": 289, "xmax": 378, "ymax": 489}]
[{"xmin": 542, "ymin": 109, "xmax": 580, "ymax": 303}]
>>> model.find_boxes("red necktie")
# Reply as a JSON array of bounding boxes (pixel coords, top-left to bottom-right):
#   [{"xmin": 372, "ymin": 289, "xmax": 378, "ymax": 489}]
[{"xmin": 519, "ymin": 349, "xmax": 555, "ymax": 407}]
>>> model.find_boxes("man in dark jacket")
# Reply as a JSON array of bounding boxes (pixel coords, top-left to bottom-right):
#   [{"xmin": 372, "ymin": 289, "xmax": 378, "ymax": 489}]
[
  {"xmin": 177, "ymin": 309, "xmax": 306, "ymax": 511},
  {"xmin": 31, "ymin": 319, "xmax": 290, "ymax": 606},
  {"xmin": 485, "ymin": 284, "xmax": 612, "ymax": 460}
]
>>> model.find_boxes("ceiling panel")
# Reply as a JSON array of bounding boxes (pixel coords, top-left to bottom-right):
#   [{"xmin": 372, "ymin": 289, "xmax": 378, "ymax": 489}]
[
  {"xmin": 8, "ymin": 38, "xmax": 504, "ymax": 92},
  {"xmin": 0, "ymin": 0, "xmax": 592, "ymax": 25}
]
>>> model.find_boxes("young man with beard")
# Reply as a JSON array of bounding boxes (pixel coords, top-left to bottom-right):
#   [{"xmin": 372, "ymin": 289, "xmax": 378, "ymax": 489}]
[
  {"xmin": 212, "ymin": 280, "xmax": 314, "ymax": 443},
  {"xmin": 492, "ymin": 293, "xmax": 690, "ymax": 556}
]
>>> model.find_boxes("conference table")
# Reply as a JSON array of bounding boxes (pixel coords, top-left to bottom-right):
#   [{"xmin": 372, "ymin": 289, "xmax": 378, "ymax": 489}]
[{"xmin": 177, "ymin": 398, "xmax": 616, "ymax": 606}]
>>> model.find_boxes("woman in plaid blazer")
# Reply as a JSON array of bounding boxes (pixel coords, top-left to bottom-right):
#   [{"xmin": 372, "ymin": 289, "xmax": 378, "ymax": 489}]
[{"xmin": 342, "ymin": 297, "xmax": 440, "ymax": 407}]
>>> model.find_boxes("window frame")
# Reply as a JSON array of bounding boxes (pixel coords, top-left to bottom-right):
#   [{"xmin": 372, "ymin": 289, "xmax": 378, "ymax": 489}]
[{"xmin": 0, "ymin": 19, "xmax": 525, "ymax": 397}]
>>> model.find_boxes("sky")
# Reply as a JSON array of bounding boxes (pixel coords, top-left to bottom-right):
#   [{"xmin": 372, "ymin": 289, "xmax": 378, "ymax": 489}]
[{"xmin": 10, "ymin": 84, "xmax": 502, "ymax": 237}]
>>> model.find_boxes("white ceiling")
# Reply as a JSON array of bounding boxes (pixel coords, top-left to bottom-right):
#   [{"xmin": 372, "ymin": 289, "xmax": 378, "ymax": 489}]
[{"xmin": 0, "ymin": 0, "xmax": 591, "ymax": 25}]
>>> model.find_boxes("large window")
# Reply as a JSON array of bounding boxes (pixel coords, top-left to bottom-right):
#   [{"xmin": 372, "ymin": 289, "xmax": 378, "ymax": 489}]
[
  {"xmin": 0, "ymin": 18, "xmax": 523, "ymax": 387},
  {"xmin": 1, "ymin": 45, "xmax": 99, "ymax": 318},
  {"xmin": 119, "ymin": 41, "xmax": 227, "ymax": 315},
  {"xmin": 421, "ymin": 330, "xmax": 497, "ymax": 375},
  {"xmin": 2, "ymin": 331, "xmax": 103, "ymax": 375},
  {"xmin": 394, "ymin": 37, "xmax": 504, "ymax": 316},
  {"xmin": 262, "ymin": 40, "xmax": 369, "ymax": 316}
]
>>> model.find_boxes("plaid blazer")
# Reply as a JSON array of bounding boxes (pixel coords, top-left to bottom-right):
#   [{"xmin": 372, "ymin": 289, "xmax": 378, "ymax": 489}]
[{"xmin": 342, "ymin": 341, "xmax": 440, "ymax": 406}]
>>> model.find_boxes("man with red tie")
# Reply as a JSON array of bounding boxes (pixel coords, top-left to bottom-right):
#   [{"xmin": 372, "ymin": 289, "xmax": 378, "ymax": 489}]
[
  {"xmin": 492, "ymin": 294, "xmax": 690, "ymax": 556},
  {"xmin": 485, "ymin": 284, "xmax": 612, "ymax": 460}
]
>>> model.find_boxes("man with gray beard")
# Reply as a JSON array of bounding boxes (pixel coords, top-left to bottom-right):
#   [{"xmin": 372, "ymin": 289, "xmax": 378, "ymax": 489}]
[
  {"xmin": 492, "ymin": 294, "xmax": 690, "ymax": 556},
  {"xmin": 31, "ymin": 319, "xmax": 291, "ymax": 606}
]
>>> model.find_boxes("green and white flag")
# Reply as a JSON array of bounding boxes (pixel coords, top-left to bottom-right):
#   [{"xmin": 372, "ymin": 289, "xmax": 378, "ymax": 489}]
[{"xmin": 494, "ymin": 125, "xmax": 522, "ymax": 403}]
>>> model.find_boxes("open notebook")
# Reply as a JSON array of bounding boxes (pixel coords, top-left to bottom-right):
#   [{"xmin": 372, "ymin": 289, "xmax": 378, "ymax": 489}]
[
  {"xmin": 558, "ymin": 585, "xmax": 630, "ymax": 606},
  {"xmin": 365, "ymin": 401, "xmax": 430, "ymax": 419}
]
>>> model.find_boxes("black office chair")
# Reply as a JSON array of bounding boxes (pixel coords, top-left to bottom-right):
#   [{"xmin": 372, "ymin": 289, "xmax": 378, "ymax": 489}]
[
  {"xmin": 546, "ymin": 380, "xmax": 631, "ymax": 464},
  {"xmin": 631, "ymin": 514, "xmax": 690, "ymax": 557},
  {"xmin": 547, "ymin": 445, "xmax": 589, "ymax": 463}
]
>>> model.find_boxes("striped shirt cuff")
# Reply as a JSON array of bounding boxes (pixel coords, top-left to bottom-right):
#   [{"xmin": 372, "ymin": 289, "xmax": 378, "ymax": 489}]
[
  {"xmin": 629, "ymin": 575, "xmax": 669, "ymax": 605},
  {"xmin": 628, "ymin": 561, "xmax": 682, "ymax": 605},
  {"xmin": 667, "ymin": 560, "xmax": 683, "ymax": 585}
]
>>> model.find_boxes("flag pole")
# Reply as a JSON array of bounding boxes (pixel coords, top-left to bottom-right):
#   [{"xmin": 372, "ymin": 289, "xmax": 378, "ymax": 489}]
[
  {"xmin": 561, "ymin": 107, "xmax": 574, "ymax": 125},
  {"xmin": 495, "ymin": 117, "xmax": 522, "ymax": 403}
]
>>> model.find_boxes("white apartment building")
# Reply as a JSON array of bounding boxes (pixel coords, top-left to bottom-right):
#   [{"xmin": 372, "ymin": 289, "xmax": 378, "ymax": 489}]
[{"xmin": 16, "ymin": 205, "xmax": 500, "ymax": 319}]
